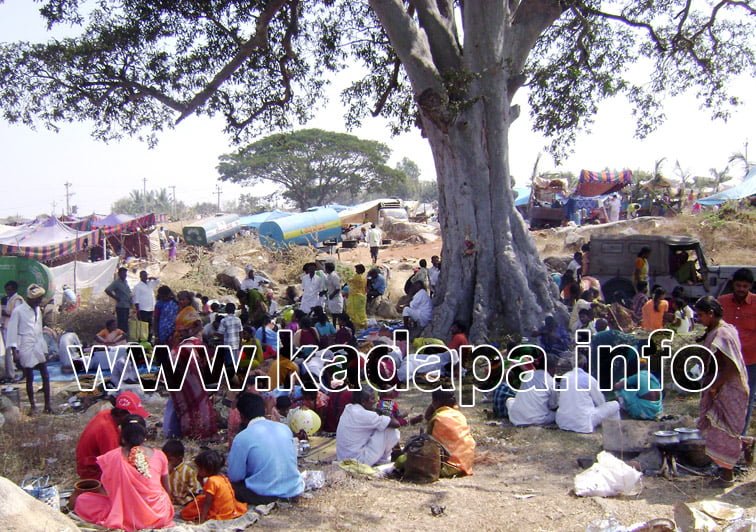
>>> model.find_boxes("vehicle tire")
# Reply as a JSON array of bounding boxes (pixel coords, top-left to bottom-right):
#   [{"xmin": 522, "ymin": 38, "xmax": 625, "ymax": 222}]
[{"xmin": 601, "ymin": 278, "xmax": 635, "ymax": 304}]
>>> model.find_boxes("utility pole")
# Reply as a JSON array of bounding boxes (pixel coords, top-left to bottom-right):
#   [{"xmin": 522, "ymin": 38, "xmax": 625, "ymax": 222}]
[
  {"xmin": 52, "ymin": 200, "xmax": 57, "ymax": 217},
  {"xmin": 63, "ymin": 182, "xmax": 74, "ymax": 216},
  {"xmin": 215, "ymin": 184, "xmax": 222, "ymax": 212},
  {"xmin": 169, "ymin": 185, "xmax": 177, "ymax": 219},
  {"xmin": 142, "ymin": 177, "xmax": 148, "ymax": 213}
]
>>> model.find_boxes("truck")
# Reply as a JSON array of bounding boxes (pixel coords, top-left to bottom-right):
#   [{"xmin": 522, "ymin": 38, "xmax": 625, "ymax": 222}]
[
  {"xmin": 588, "ymin": 234, "xmax": 755, "ymax": 303},
  {"xmin": 182, "ymin": 214, "xmax": 242, "ymax": 246}
]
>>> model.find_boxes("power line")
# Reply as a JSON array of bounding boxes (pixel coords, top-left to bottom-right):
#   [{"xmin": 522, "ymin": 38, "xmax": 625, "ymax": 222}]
[
  {"xmin": 169, "ymin": 185, "xmax": 177, "ymax": 218},
  {"xmin": 142, "ymin": 177, "xmax": 148, "ymax": 213}
]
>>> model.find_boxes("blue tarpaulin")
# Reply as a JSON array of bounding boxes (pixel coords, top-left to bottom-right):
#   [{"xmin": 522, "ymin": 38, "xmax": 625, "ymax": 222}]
[
  {"xmin": 238, "ymin": 210, "xmax": 291, "ymax": 229},
  {"xmin": 696, "ymin": 166, "xmax": 756, "ymax": 206},
  {"xmin": 514, "ymin": 187, "xmax": 531, "ymax": 207}
]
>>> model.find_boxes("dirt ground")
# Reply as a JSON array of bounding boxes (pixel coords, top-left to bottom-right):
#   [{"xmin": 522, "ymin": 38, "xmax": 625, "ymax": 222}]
[{"xmin": 1, "ymin": 384, "xmax": 754, "ymax": 532}]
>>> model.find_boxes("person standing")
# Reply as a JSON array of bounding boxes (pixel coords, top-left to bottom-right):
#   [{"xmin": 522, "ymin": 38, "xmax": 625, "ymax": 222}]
[
  {"xmin": 167, "ymin": 236, "xmax": 177, "ymax": 261},
  {"xmin": 324, "ymin": 262, "xmax": 344, "ymax": 324},
  {"xmin": 6, "ymin": 284, "xmax": 52, "ymax": 414},
  {"xmin": 346, "ymin": 264, "xmax": 368, "ymax": 330},
  {"xmin": 428, "ymin": 255, "xmax": 441, "ymax": 295},
  {"xmin": 300, "ymin": 262, "xmax": 326, "ymax": 314},
  {"xmin": 105, "ymin": 267, "xmax": 132, "ymax": 335},
  {"xmin": 607, "ymin": 193, "xmax": 621, "ymax": 222},
  {"xmin": 633, "ymin": 247, "xmax": 652, "ymax": 288},
  {"xmin": 132, "ymin": 270, "xmax": 160, "ymax": 338},
  {"xmin": 694, "ymin": 296, "xmax": 753, "ymax": 484},
  {"xmin": 158, "ymin": 226, "xmax": 167, "ymax": 249},
  {"xmin": 1, "ymin": 280, "xmax": 24, "ymax": 381},
  {"xmin": 719, "ymin": 268, "xmax": 756, "ymax": 435},
  {"xmin": 366, "ymin": 223, "xmax": 382, "ymax": 264}
]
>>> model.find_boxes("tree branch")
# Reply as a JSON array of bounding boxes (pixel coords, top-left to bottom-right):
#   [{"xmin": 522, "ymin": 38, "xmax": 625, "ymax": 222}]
[
  {"xmin": 508, "ymin": 0, "xmax": 566, "ymax": 94},
  {"xmin": 575, "ymin": 2, "xmax": 667, "ymax": 53},
  {"xmin": 371, "ymin": 57, "xmax": 402, "ymax": 117},
  {"xmin": 223, "ymin": 1, "xmax": 299, "ymax": 130},
  {"xmin": 175, "ymin": 0, "xmax": 290, "ymax": 123},
  {"xmin": 409, "ymin": 0, "xmax": 462, "ymax": 72},
  {"xmin": 368, "ymin": 0, "xmax": 444, "ymax": 97}
]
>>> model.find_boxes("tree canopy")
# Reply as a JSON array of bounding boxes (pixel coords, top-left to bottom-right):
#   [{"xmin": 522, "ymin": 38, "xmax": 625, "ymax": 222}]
[
  {"xmin": 1, "ymin": 0, "xmax": 754, "ymax": 338},
  {"xmin": 217, "ymin": 128, "xmax": 408, "ymax": 210}
]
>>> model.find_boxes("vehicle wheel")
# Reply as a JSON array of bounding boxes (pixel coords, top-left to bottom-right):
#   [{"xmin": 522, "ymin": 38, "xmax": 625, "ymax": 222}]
[{"xmin": 602, "ymin": 278, "xmax": 635, "ymax": 304}]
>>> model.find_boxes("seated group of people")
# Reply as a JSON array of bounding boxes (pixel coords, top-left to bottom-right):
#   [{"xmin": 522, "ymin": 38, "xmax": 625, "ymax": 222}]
[
  {"xmin": 74, "ymin": 391, "xmax": 303, "ymax": 531},
  {"xmin": 500, "ymin": 340, "xmax": 662, "ymax": 434}
]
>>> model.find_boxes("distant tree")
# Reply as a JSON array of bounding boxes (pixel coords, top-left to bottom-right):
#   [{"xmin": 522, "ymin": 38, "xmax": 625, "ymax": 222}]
[
  {"xmin": 224, "ymin": 193, "xmax": 274, "ymax": 214},
  {"xmin": 217, "ymin": 129, "xmax": 405, "ymax": 211},
  {"xmin": 417, "ymin": 180, "xmax": 439, "ymax": 204},
  {"xmin": 189, "ymin": 202, "xmax": 218, "ymax": 218},
  {"xmin": 728, "ymin": 141, "xmax": 752, "ymax": 178},
  {"xmin": 111, "ymin": 187, "xmax": 176, "ymax": 214},
  {"xmin": 709, "ymin": 165, "xmax": 732, "ymax": 192},
  {"xmin": 390, "ymin": 157, "xmax": 422, "ymax": 199}
]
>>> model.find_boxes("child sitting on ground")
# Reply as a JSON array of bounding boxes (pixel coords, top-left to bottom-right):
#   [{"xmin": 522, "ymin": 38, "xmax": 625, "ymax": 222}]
[
  {"xmin": 163, "ymin": 439, "xmax": 202, "ymax": 505},
  {"xmin": 376, "ymin": 390, "xmax": 424, "ymax": 427},
  {"xmin": 180, "ymin": 450, "xmax": 247, "ymax": 523}
]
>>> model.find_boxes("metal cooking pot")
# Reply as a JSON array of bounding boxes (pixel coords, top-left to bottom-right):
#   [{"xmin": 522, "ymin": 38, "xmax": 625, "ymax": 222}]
[
  {"xmin": 674, "ymin": 427, "xmax": 701, "ymax": 442},
  {"xmin": 654, "ymin": 430, "xmax": 680, "ymax": 445}
]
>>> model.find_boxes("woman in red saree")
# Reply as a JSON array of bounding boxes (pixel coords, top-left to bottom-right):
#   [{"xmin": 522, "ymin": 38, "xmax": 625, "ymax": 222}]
[
  {"xmin": 170, "ymin": 303, "xmax": 218, "ymax": 439},
  {"xmin": 75, "ymin": 415, "xmax": 174, "ymax": 531},
  {"xmin": 695, "ymin": 296, "xmax": 754, "ymax": 484}
]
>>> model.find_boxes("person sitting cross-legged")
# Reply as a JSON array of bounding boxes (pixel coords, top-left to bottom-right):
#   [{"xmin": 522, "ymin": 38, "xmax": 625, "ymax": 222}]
[{"xmin": 336, "ymin": 389, "xmax": 401, "ymax": 466}]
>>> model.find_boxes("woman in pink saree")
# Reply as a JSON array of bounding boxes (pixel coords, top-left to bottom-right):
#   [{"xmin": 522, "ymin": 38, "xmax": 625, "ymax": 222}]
[
  {"xmin": 170, "ymin": 304, "xmax": 218, "ymax": 439},
  {"xmin": 75, "ymin": 415, "xmax": 174, "ymax": 531},
  {"xmin": 695, "ymin": 296, "xmax": 754, "ymax": 485}
]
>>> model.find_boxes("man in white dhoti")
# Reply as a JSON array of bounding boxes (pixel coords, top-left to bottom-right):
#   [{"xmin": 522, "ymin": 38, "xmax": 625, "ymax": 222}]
[
  {"xmin": 6, "ymin": 284, "xmax": 52, "ymax": 414},
  {"xmin": 324, "ymin": 262, "xmax": 344, "ymax": 324},
  {"xmin": 300, "ymin": 262, "xmax": 326, "ymax": 314},
  {"xmin": 336, "ymin": 389, "xmax": 400, "ymax": 466}
]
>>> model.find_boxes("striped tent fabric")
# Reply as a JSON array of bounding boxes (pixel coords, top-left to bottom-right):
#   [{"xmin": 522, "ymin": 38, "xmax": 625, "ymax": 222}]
[
  {"xmin": 91, "ymin": 213, "xmax": 157, "ymax": 236},
  {"xmin": 576, "ymin": 169, "xmax": 633, "ymax": 197},
  {"xmin": 0, "ymin": 217, "xmax": 96, "ymax": 261}
]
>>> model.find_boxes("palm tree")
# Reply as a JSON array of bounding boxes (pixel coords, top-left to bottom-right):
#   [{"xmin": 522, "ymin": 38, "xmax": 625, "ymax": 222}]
[
  {"xmin": 728, "ymin": 141, "xmax": 751, "ymax": 178},
  {"xmin": 708, "ymin": 165, "xmax": 732, "ymax": 192}
]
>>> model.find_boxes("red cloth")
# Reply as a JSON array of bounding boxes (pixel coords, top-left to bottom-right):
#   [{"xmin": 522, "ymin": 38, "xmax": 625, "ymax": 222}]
[
  {"xmin": 75, "ymin": 447, "xmax": 174, "ymax": 532},
  {"xmin": 75, "ymin": 410, "xmax": 120, "ymax": 480},
  {"xmin": 321, "ymin": 389, "xmax": 352, "ymax": 433},
  {"xmin": 448, "ymin": 333, "xmax": 470, "ymax": 352},
  {"xmin": 719, "ymin": 292, "xmax": 756, "ymax": 365}
]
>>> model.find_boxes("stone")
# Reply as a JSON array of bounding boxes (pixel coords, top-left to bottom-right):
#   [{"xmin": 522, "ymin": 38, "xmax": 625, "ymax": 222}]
[
  {"xmin": 0, "ymin": 476, "xmax": 80, "ymax": 531},
  {"xmin": 215, "ymin": 266, "xmax": 246, "ymax": 291},
  {"xmin": 1, "ymin": 406, "xmax": 21, "ymax": 425}
]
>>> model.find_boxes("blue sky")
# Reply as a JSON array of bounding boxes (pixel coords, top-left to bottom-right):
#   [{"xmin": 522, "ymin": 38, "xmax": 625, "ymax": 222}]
[{"xmin": 0, "ymin": 0, "xmax": 753, "ymax": 218}]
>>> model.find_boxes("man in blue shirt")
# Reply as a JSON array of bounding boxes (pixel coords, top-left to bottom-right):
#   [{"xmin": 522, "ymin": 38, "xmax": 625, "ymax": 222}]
[
  {"xmin": 228, "ymin": 393, "xmax": 304, "ymax": 504},
  {"xmin": 367, "ymin": 268, "xmax": 387, "ymax": 303}
]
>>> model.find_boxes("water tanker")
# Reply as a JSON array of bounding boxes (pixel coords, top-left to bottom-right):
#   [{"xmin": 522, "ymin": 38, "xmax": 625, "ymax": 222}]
[
  {"xmin": 259, "ymin": 208, "xmax": 342, "ymax": 248},
  {"xmin": 182, "ymin": 214, "xmax": 241, "ymax": 246}
]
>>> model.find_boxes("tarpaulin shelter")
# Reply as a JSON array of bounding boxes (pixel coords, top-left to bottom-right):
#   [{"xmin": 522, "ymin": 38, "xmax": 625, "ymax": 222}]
[
  {"xmin": 50, "ymin": 257, "xmax": 119, "ymax": 305},
  {"xmin": 91, "ymin": 213, "xmax": 162, "ymax": 259},
  {"xmin": 238, "ymin": 210, "xmax": 291, "ymax": 230},
  {"xmin": 576, "ymin": 170, "xmax": 633, "ymax": 197},
  {"xmin": 696, "ymin": 166, "xmax": 756, "ymax": 206},
  {"xmin": 514, "ymin": 187, "xmax": 531, "ymax": 208},
  {"xmin": 0, "ymin": 217, "xmax": 96, "ymax": 262}
]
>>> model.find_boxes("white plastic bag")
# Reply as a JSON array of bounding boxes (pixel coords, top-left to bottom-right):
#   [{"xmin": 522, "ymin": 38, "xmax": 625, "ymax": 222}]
[{"xmin": 574, "ymin": 451, "xmax": 642, "ymax": 497}]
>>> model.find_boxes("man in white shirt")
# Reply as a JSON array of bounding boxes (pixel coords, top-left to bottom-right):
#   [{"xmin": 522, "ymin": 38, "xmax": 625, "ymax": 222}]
[
  {"xmin": 555, "ymin": 356, "xmax": 619, "ymax": 433},
  {"xmin": 6, "ymin": 284, "xmax": 52, "ymax": 414},
  {"xmin": 606, "ymin": 194, "xmax": 621, "ymax": 222},
  {"xmin": 402, "ymin": 281, "xmax": 433, "ymax": 329},
  {"xmin": 132, "ymin": 270, "xmax": 160, "ymax": 337},
  {"xmin": 240, "ymin": 268, "xmax": 269, "ymax": 292},
  {"xmin": 2, "ymin": 280, "xmax": 25, "ymax": 381},
  {"xmin": 336, "ymin": 389, "xmax": 401, "ymax": 466},
  {"xmin": 324, "ymin": 262, "xmax": 344, "ymax": 323},
  {"xmin": 506, "ymin": 354, "xmax": 559, "ymax": 426},
  {"xmin": 428, "ymin": 255, "xmax": 441, "ymax": 295},
  {"xmin": 366, "ymin": 223, "xmax": 383, "ymax": 264},
  {"xmin": 300, "ymin": 262, "xmax": 326, "ymax": 314},
  {"xmin": 58, "ymin": 329, "xmax": 82, "ymax": 372}
]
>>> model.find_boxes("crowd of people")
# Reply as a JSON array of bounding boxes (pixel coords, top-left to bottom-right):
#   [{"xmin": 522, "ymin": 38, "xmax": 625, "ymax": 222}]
[
  {"xmin": 0, "ymin": 237, "xmax": 753, "ymax": 527},
  {"xmin": 498, "ymin": 263, "xmax": 754, "ymax": 486}
]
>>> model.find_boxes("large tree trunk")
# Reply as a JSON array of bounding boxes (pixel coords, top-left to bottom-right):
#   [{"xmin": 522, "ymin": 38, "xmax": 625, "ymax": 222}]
[{"xmin": 423, "ymin": 11, "xmax": 566, "ymax": 343}]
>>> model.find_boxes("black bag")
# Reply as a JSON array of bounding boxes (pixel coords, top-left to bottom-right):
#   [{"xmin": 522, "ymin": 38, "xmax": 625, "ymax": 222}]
[{"xmin": 402, "ymin": 434, "xmax": 442, "ymax": 484}]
